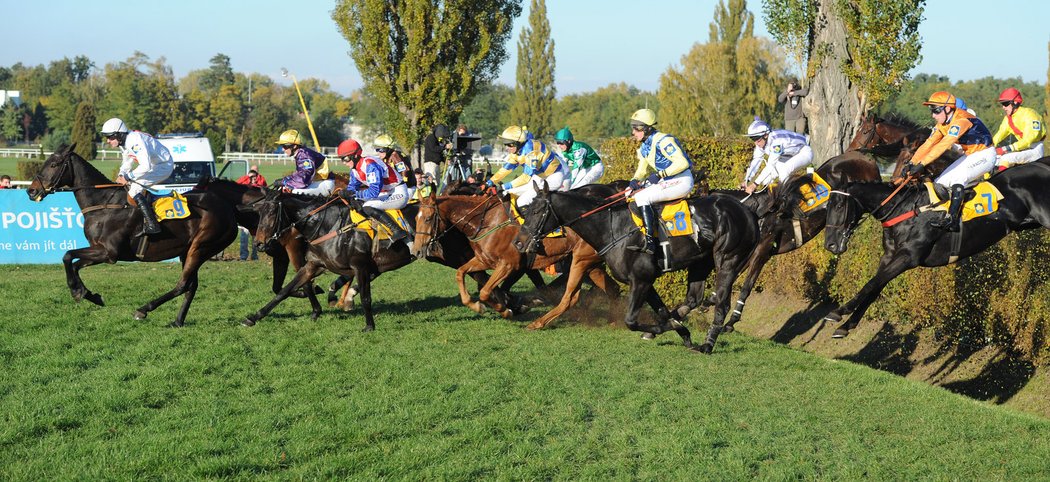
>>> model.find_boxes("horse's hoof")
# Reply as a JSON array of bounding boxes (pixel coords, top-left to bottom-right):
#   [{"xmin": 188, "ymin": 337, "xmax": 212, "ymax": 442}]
[
  {"xmin": 525, "ymin": 321, "xmax": 544, "ymax": 330},
  {"xmin": 311, "ymin": 312, "xmax": 321, "ymax": 321},
  {"xmin": 832, "ymin": 328, "xmax": 849, "ymax": 338},
  {"xmin": 499, "ymin": 309, "xmax": 514, "ymax": 319},
  {"xmin": 133, "ymin": 310, "xmax": 147, "ymax": 320},
  {"xmin": 241, "ymin": 318, "xmax": 256, "ymax": 327},
  {"xmin": 721, "ymin": 324, "xmax": 735, "ymax": 334},
  {"xmin": 167, "ymin": 320, "xmax": 184, "ymax": 328},
  {"xmin": 361, "ymin": 325, "xmax": 375, "ymax": 333},
  {"xmin": 85, "ymin": 292, "xmax": 105, "ymax": 307},
  {"xmin": 697, "ymin": 343, "xmax": 713, "ymax": 354},
  {"xmin": 640, "ymin": 332, "xmax": 655, "ymax": 341}
]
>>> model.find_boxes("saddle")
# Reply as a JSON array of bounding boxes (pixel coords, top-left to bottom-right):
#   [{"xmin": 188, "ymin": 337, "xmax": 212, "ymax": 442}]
[
  {"xmin": 126, "ymin": 191, "xmax": 192, "ymax": 222},
  {"xmin": 349, "ymin": 208, "xmax": 409, "ymax": 240},
  {"xmin": 923, "ymin": 182, "xmax": 1002, "ymax": 222},
  {"xmin": 627, "ymin": 198, "xmax": 694, "ymax": 237}
]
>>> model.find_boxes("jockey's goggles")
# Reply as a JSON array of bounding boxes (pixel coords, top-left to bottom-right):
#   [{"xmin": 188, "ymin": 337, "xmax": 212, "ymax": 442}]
[
  {"xmin": 504, "ymin": 142, "xmax": 517, "ymax": 147},
  {"xmin": 281, "ymin": 144, "xmax": 296, "ymax": 149},
  {"xmin": 340, "ymin": 155, "xmax": 359, "ymax": 163},
  {"xmin": 1000, "ymin": 101, "xmax": 1013, "ymax": 107},
  {"xmin": 928, "ymin": 106, "xmax": 946, "ymax": 114}
]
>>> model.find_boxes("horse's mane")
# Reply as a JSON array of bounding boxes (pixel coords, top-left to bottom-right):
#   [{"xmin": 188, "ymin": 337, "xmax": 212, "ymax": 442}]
[{"xmin": 878, "ymin": 112, "xmax": 925, "ymax": 133}]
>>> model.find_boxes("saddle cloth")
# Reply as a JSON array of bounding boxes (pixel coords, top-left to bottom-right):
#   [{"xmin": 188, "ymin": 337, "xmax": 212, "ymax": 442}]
[
  {"xmin": 152, "ymin": 191, "xmax": 191, "ymax": 222},
  {"xmin": 924, "ymin": 181, "xmax": 1003, "ymax": 222},
  {"xmin": 629, "ymin": 198, "xmax": 693, "ymax": 237},
  {"xmin": 349, "ymin": 208, "xmax": 409, "ymax": 240},
  {"xmin": 798, "ymin": 171, "xmax": 832, "ymax": 213}
]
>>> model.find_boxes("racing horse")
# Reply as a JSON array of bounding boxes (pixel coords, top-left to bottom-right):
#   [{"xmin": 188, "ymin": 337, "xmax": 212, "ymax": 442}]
[
  {"xmin": 517, "ymin": 184, "xmax": 760, "ymax": 353},
  {"xmin": 413, "ymin": 190, "xmax": 619, "ymax": 328},
  {"xmin": 817, "ymin": 158, "xmax": 1050, "ymax": 338},
  {"xmin": 26, "ymin": 145, "xmax": 239, "ymax": 327},
  {"xmin": 244, "ymin": 191, "xmax": 415, "ymax": 330},
  {"xmin": 707, "ymin": 150, "xmax": 882, "ymax": 331}
]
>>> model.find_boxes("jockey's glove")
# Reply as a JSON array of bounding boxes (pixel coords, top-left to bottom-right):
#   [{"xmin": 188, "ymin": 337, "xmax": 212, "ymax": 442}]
[
  {"xmin": 628, "ymin": 179, "xmax": 641, "ymax": 191},
  {"xmin": 647, "ymin": 173, "xmax": 661, "ymax": 185},
  {"xmin": 903, "ymin": 162, "xmax": 924, "ymax": 177}
]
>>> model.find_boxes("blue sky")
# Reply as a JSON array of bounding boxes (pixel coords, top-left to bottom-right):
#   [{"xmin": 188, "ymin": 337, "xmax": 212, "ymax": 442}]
[{"xmin": 3, "ymin": 0, "xmax": 1047, "ymax": 97}]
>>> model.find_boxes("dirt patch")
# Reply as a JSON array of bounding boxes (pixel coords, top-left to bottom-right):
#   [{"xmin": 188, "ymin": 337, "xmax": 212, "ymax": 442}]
[{"xmin": 729, "ymin": 291, "xmax": 1050, "ymax": 419}]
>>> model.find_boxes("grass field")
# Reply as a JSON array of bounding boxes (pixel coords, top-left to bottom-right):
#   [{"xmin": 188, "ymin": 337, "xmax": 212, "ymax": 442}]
[{"xmin": 1, "ymin": 260, "xmax": 1049, "ymax": 479}]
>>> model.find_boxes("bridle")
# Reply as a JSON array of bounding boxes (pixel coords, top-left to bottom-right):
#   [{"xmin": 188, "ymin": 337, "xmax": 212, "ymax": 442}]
[{"xmin": 416, "ymin": 194, "xmax": 501, "ymax": 254}]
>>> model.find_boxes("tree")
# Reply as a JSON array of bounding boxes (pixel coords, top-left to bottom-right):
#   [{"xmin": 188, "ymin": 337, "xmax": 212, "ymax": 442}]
[
  {"xmin": 460, "ymin": 82, "xmax": 514, "ymax": 139},
  {"xmin": 509, "ymin": 0, "xmax": 555, "ymax": 137},
  {"xmin": 70, "ymin": 101, "xmax": 97, "ymax": 160},
  {"xmin": 199, "ymin": 53, "xmax": 235, "ymax": 94},
  {"xmin": 762, "ymin": 0, "xmax": 924, "ymax": 162},
  {"xmin": 555, "ymin": 83, "xmax": 654, "ymax": 145},
  {"xmin": 659, "ymin": 0, "xmax": 786, "ymax": 136},
  {"xmin": 332, "ymin": 0, "xmax": 523, "ymax": 156}
]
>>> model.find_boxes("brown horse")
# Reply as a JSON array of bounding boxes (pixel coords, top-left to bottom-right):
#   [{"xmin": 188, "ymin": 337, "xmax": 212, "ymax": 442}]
[
  {"xmin": 847, "ymin": 113, "xmax": 960, "ymax": 180},
  {"xmin": 26, "ymin": 145, "xmax": 239, "ymax": 327},
  {"xmin": 413, "ymin": 191, "xmax": 619, "ymax": 329}
]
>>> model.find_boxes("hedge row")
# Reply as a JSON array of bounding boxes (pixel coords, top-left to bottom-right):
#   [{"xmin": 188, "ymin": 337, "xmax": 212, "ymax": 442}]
[{"xmin": 599, "ymin": 135, "xmax": 1048, "ymax": 364}]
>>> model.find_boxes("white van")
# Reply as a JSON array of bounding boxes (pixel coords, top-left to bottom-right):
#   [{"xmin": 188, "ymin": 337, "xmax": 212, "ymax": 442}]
[{"xmin": 153, "ymin": 133, "xmax": 247, "ymax": 193}]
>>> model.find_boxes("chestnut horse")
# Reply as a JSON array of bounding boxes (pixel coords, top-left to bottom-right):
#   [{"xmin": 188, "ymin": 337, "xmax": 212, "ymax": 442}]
[{"xmin": 413, "ymin": 190, "xmax": 619, "ymax": 329}]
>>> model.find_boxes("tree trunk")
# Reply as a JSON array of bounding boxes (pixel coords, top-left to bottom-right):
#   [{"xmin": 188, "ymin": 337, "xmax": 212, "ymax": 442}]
[{"xmin": 802, "ymin": 0, "xmax": 863, "ymax": 164}]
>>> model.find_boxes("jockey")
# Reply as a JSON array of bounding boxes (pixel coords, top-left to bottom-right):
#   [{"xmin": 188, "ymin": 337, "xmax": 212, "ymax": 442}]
[
  {"xmin": 487, "ymin": 125, "xmax": 567, "ymax": 206},
  {"xmin": 625, "ymin": 108, "xmax": 693, "ymax": 255},
  {"xmin": 901, "ymin": 91, "xmax": 995, "ymax": 231},
  {"xmin": 275, "ymin": 129, "xmax": 335, "ymax": 196},
  {"xmin": 374, "ymin": 134, "xmax": 416, "ymax": 192},
  {"xmin": 554, "ymin": 126, "xmax": 604, "ymax": 189},
  {"xmin": 102, "ymin": 117, "xmax": 173, "ymax": 236},
  {"xmin": 741, "ymin": 117, "xmax": 813, "ymax": 194},
  {"xmin": 992, "ymin": 87, "xmax": 1045, "ymax": 172},
  {"xmin": 337, "ymin": 139, "xmax": 409, "ymax": 243}
]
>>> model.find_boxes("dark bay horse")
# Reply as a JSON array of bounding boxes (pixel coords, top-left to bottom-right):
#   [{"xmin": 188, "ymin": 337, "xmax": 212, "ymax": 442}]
[
  {"xmin": 26, "ymin": 145, "xmax": 239, "ymax": 327},
  {"xmin": 245, "ymin": 192, "xmax": 415, "ymax": 330},
  {"xmin": 818, "ymin": 159, "xmax": 1050, "ymax": 337},
  {"xmin": 413, "ymin": 191, "xmax": 619, "ymax": 328},
  {"xmin": 517, "ymin": 186, "xmax": 760, "ymax": 353},
  {"xmin": 193, "ymin": 177, "xmax": 325, "ymax": 312},
  {"xmin": 706, "ymin": 151, "xmax": 881, "ymax": 331},
  {"xmin": 848, "ymin": 113, "xmax": 960, "ymax": 180}
]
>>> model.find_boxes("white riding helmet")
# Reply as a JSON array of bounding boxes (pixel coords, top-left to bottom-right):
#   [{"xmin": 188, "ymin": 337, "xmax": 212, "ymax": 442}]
[
  {"xmin": 100, "ymin": 118, "xmax": 128, "ymax": 136},
  {"xmin": 746, "ymin": 117, "xmax": 771, "ymax": 139}
]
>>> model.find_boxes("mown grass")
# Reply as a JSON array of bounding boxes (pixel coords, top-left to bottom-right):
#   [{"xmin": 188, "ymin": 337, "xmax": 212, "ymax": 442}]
[{"xmin": 1, "ymin": 260, "xmax": 1048, "ymax": 480}]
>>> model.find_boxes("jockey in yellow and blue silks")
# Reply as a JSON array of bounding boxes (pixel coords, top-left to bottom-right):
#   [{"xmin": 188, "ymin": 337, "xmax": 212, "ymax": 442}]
[
  {"xmin": 486, "ymin": 125, "xmax": 568, "ymax": 206},
  {"xmin": 992, "ymin": 87, "xmax": 1045, "ymax": 172},
  {"xmin": 625, "ymin": 108, "xmax": 693, "ymax": 254}
]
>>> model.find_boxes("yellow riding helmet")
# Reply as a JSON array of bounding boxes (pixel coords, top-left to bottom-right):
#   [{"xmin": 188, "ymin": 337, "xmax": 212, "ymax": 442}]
[
  {"xmin": 922, "ymin": 91, "xmax": 956, "ymax": 107},
  {"xmin": 630, "ymin": 108, "xmax": 657, "ymax": 127},
  {"xmin": 275, "ymin": 129, "xmax": 303, "ymax": 146},
  {"xmin": 499, "ymin": 125, "xmax": 527, "ymax": 144},
  {"xmin": 374, "ymin": 134, "xmax": 396, "ymax": 149}
]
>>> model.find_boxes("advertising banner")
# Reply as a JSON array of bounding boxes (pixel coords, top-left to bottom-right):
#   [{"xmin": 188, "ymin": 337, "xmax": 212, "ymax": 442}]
[{"xmin": 0, "ymin": 190, "xmax": 89, "ymax": 264}]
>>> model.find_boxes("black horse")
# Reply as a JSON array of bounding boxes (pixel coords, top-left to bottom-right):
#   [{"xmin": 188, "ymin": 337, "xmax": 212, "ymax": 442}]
[
  {"xmin": 817, "ymin": 159, "xmax": 1050, "ymax": 338},
  {"xmin": 26, "ymin": 145, "xmax": 239, "ymax": 327},
  {"xmin": 707, "ymin": 151, "xmax": 882, "ymax": 330},
  {"xmin": 245, "ymin": 191, "xmax": 415, "ymax": 330},
  {"xmin": 516, "ymin": 184, "xmax": 759, "ymax": 353}
]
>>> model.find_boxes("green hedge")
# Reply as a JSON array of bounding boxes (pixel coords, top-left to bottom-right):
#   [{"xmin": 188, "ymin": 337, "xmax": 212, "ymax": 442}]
[
  {"xmin": 599, "ymin": 135, "xmax": 1049, "ymax": 364},
  {"xmin": 17, "ymin": 160, "xmax": 43, "ymax": 181}
]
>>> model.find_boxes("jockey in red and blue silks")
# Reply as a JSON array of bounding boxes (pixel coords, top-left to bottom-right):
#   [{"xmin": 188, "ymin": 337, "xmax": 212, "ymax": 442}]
[
  {"xmin": 337, "ymin": 139, "xmax": 410, "ymax": 244},
  {"xmin": 487, "ymin": 125, "xmax": 568, "ymax": 206}
]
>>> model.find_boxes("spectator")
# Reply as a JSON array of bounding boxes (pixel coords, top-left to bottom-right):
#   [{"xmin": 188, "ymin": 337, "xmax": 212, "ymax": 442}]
[
  {"xmin": 236, "ymin": 167, "xmax": 267, "ymax": 187},
  {"xmin": 0, "ymin": 174, "xmax": 12, "ymax": 189},
  {"xmin": 234, "ymin": 168, "xmax": 266, "ymax": 260},
  {"xmin": 778, "ymin": 80, "xmax": 808, "ymax": 134},
  {"xmin": 422, "ymin": 124, "xmax": 450, "ymax": 181}
]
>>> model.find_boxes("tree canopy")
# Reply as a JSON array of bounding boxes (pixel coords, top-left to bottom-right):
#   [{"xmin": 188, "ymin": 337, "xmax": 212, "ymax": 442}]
[{"xmin": 509, "ymin": 0, "xmax": 556, "ymax": 137}]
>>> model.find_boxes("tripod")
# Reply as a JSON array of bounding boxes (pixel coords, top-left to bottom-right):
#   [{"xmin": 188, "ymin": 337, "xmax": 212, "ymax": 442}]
[{"xmin": 440, "ymin": 153, "xmax": 473, "ymax": 191}]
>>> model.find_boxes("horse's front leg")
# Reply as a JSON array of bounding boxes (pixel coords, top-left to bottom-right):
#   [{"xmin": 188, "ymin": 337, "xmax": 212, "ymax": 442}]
[
  {"xmin": 722, "ymin": 236, "xmax": 776, "ymax": 332},
  {"xmin": 824, "ymin": 254, "xmax": 915, "ymax": 338},
  {"xmin": 697, "ymin": 257, "xmax": 747, "ymax": 354},
  {"xmin": 135, "ymin": 254, "xmax": 200, "ymax": 325},
  {"xmin": 244, "ymin": 261, "xmax": 325, "ymax": 326},
  {"xmin": 527, "ymin": 257, "xmax": 591, "ymax": 330},
  {"xmin": 354, "ymin": 265, "xmax": 376, "ymax": 332},
  {"xmin": 478, "ymin": 261, "xmax": 517, "ymax": 318},
  {"xmin": 624, "ymin": 281, "xmax": 672, "ymax": 337},
  {"xmin": 62, "ymin": 246, "xmax": 112, "ymax": 306},
  {"xmin": 456, "ymin": 257, "xmax": 490, "ymax": 314}
]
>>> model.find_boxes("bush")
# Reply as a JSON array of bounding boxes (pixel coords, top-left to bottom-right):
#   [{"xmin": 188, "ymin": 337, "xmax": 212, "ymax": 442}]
[
  {"xmin": 40, "ymin": 130, "xmax": 71, "ymax": 152},
  {"xmin": 17, "ymin": 160, "xmax": 43, "ymax": 180}
]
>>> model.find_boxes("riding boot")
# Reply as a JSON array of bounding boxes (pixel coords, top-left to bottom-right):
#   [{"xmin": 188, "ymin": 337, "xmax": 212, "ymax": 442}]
[
  {"xmin": 134, "ymin": 193, "xmax": 161, "ymax": 236},
  {"xmin": 362, "ymin": 206, "xmax": 409, "ymax": 244},
  {"xmin": 929, "ymin": 184, "xmax": 964, "ymax": 232},
  {"xmin": 628, "ymin": 204, "xmax": 657, "ymax": 254}
]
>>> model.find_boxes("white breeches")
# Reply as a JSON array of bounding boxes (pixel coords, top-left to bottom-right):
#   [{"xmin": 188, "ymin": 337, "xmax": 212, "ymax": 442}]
[
  {"xmin": 935, "ymin": 147, "xmax": 998, "ymax": 188},
  {"xmin": 291, "ymin": 179, "xmax": 336, "ymax": 196},
  {"xmin": 754, "ymin": 146, "xmax": 814, "ymax": 186},
  {"xmin": 632, "ymin": 171, "xmax": 694, "ymax": 207},
  {"xmin": 995, "ymin": 142, "xmax": 1044, "ymax": 168},
  {"xmin": 362, "ymin": 183, "xmax": 409, "ymax": 210},
  {"xmin": 128, "ymin": 163, "xmax": 174, "ymax": 197},
  {"xmin": 508, "ymin": 170, "xmax": 568, "ymax": 207},
  {"xmin": 568, "ymin": 164, "xmax": 605, "ymax": 190}
]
